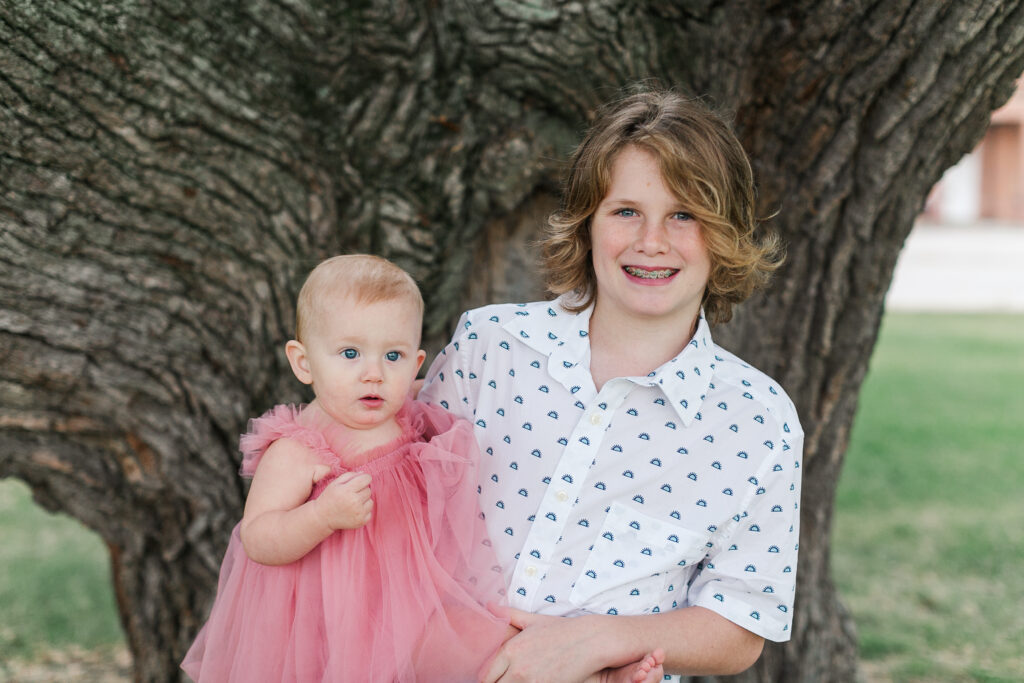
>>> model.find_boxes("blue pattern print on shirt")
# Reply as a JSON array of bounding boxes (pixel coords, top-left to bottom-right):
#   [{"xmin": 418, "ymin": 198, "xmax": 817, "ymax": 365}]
[{"xmin": 418, "ymin": 296, "xmax": 804, "ymax": 683}]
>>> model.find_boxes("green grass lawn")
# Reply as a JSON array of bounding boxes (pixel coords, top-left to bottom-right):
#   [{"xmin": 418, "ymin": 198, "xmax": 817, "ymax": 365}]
[
  {"xmin": 0, "ymin": 480, "xmax": 124, "ymax": 662},
  {"xmin": 834, "ymin": 313, "xmax": 1024, "ymax": 682},
  {"xmin": 1, "ymin": 312, "xmax": 1021, "ymax": 680}
]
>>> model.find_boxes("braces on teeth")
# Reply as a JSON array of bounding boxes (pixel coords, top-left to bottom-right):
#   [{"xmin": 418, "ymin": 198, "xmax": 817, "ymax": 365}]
[{"xmin": 625, "ymin": 266, "xmax": 677, "ymax": 279}]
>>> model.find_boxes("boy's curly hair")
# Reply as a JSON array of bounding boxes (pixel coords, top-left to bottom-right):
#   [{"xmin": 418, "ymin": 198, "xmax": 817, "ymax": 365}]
[{"xmin": 542, "ymin": 88, "xmax": 782, "ymax": 324}]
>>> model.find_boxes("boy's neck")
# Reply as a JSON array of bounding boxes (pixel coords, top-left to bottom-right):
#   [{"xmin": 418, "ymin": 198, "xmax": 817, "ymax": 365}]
[{"xmin": 587, "ymin": 305, "xmax": 699, "ymax": 390}]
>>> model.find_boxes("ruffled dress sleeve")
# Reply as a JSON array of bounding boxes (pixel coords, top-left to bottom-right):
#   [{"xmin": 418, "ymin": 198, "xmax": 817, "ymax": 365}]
[
  {"xmin": 405, "ymin": 400, "xmax": 507, "ymax": 605},
  {"xmin": 238, "ymin": 404, "xmax": 341, "ymax": 478},
  {"xmin": 402, "ymin": 399, "xmax": 476, "ymax": 493}
]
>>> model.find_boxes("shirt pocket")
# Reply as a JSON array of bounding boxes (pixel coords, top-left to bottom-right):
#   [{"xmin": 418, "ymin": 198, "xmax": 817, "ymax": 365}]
[{"xmin": 568, "ymin": 501, "xmax": 709, "ymax": 614}]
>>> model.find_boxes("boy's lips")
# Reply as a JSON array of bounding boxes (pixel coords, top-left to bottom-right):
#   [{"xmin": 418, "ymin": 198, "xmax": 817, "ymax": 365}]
[{"xmin": 623, "ymin": 265, "xmax": 679, "ymax": 280}]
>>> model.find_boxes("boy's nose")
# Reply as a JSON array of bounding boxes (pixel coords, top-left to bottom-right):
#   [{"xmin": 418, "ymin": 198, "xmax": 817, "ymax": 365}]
[{"xmin": 635, "ymin": 220, "xmax": 669, "ymax": 253}]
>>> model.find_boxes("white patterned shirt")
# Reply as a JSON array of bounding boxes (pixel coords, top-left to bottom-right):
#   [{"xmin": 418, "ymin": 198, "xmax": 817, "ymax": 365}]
[{"xmin": 420, "ymin": 296, "xmax": 803, "ymax": 656}]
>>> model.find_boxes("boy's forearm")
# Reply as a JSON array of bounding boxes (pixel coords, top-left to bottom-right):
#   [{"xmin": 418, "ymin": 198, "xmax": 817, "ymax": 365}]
[
  {"xmin": 491, "ymin": 605, "xmax": 764, "ymax": 682},
  {"xmin": 588, "ymin": 606, "xmax": 764, "ymax": 675}
]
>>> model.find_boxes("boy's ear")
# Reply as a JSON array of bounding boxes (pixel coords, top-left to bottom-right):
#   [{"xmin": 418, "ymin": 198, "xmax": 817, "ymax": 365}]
[
  {"xmin": 415, "ymin": 349, "xmax": 426, "ymax": 373},
  {"xmin": 285, "ymin": 340, "xmax": 313, "ymax": 385}
]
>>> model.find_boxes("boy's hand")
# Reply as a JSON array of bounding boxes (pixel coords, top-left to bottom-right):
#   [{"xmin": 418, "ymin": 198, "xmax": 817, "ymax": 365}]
[{"xmin": 312, "ymin": 471, "xmax": 373, "ymax": 530}]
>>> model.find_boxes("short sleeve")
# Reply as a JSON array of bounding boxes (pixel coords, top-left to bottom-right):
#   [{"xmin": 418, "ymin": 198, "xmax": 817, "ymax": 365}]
[{"xmin": 687, "ymin": 413, "xmax": 803, "ymax": 641}]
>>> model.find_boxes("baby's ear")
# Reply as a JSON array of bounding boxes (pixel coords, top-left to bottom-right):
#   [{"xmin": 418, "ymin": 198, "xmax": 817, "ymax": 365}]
[
  {"xmin": 415, "ymin": 349, "xmax": 426, "ymax": 372},
  {"xmin": 285, "ymin": 340, "xmax": 313, "ymax": 385}
]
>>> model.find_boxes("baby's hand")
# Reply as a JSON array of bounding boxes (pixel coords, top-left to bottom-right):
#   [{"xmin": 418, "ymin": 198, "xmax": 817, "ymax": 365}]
[{"xmin": 313, "ymin": 472, "xmax": 373, "ymax": 530}]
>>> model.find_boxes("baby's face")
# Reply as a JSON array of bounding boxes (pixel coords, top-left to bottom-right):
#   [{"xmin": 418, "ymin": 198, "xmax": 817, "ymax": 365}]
[{"xmin": 301, "ymin": 293, "xmax": 425, "ymax": 434}]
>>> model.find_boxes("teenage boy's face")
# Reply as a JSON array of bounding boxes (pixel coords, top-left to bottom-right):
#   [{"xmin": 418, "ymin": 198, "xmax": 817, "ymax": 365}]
[
  {"xmin": 589, "ymin": 145, "xmax": 712, "ymax": 332},
  {"xmin": 292, "ymin": 293, "xmax": 425, "ymax": 434}
]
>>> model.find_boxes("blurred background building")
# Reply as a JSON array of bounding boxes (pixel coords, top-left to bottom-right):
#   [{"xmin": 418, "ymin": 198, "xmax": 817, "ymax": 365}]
[
  {"xmin": 922, "ymin": 76, "xmax": 1024, "ymax": 223},
  {"xmin": 887, "ymin": 75, "xmax": 1024, "ymax": 313}
]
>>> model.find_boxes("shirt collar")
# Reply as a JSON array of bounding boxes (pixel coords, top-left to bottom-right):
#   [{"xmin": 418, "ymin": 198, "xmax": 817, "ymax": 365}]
[
  {"xmin": 501, "ymin": 295, "xmax": 594, "ymax": 395},
  {"xmin": 503, "ymin": 296, "xmax": 717, "ymax": 427},
  {"xmin": 652, "ymin": 312, "xmax": 716, "ymax": 427}
]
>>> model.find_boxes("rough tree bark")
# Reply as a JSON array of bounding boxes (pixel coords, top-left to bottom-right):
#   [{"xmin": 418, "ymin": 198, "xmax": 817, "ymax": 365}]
[{"xmin": 2, "ymin": 1, "xmax": 1022, "ymax": 681}]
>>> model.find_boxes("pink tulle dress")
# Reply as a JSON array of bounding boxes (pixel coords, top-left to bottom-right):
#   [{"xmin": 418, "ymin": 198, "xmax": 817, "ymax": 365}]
[{"xmin": 181, "ymin": 400, "xmax": 508, "ymax": 682}]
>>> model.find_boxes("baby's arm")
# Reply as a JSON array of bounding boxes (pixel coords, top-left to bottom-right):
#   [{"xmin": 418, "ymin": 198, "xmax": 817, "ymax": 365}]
[{"xmin": 239, "ymin": 438, "xmax": 372, "ymax": 565}]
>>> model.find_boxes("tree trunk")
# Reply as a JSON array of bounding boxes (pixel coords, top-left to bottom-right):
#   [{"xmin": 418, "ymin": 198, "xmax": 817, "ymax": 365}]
[{"xmin": 2, "ymin": 1, "xmax": 1022, "ymax": 681}]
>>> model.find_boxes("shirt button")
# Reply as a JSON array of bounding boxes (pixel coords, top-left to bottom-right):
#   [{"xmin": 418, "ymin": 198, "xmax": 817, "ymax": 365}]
[
  {"xmin": 556, "ymin": 490, "xmax": 569, "ymax": 502},
  {"xmin": 525, "ymin": 566, "xmax": 538, "ymax": 577},
  {"xmin": 590, "ymin": 413, "xmax": 602, "ymax": 425}
]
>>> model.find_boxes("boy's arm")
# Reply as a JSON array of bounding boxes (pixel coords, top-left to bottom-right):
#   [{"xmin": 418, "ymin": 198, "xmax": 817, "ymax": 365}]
[{"xmin": 482, "ymin": 606, "xmax": 763, "ymax": 682}]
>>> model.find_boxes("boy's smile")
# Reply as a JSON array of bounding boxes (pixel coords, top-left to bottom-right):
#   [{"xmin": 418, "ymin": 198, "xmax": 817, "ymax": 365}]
[
  {"xmin": 589, "ymin": 145, "xmax": 712, "ymax": 331},
  {"xmin": 623, "ymin": 265, "xmax": 681, "ymax": 280}
]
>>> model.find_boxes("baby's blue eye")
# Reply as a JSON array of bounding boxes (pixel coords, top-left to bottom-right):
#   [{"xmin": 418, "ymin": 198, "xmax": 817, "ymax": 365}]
[
  {"xmin": 342, "ymin": 348, "xmax": 358, "ymax": 359},
  {"xmin": 385, "ymin": 351, "xmax": 401, "ymax": 362}
]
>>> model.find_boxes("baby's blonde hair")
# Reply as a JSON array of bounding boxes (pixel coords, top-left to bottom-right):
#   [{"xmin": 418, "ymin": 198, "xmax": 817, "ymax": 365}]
[{"xmin": 295, "ymin": 255, "xmax": 424, "ymax": 343}]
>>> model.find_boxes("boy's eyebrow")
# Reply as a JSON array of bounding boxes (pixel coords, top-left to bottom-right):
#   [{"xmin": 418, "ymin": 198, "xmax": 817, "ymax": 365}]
[{"xmin": 600, "ymin": 196, "xmax": 688, "ymax": 208}]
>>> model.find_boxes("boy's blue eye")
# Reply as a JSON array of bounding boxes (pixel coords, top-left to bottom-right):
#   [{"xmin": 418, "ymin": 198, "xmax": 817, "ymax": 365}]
[
  {"xmin": 342, "ymin": 349, "xmax": 358, "ymax": 359},
  {"xmin": 673, "ymin": 211, "xmax": 694, "ymax": 221},
  {"xmin": 615, "ymin": 208, "xmax": 638, "ymax": 217},
  {"xmin": 385, "ymin": 351, "xmax": 401, "ymax": 362}
]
